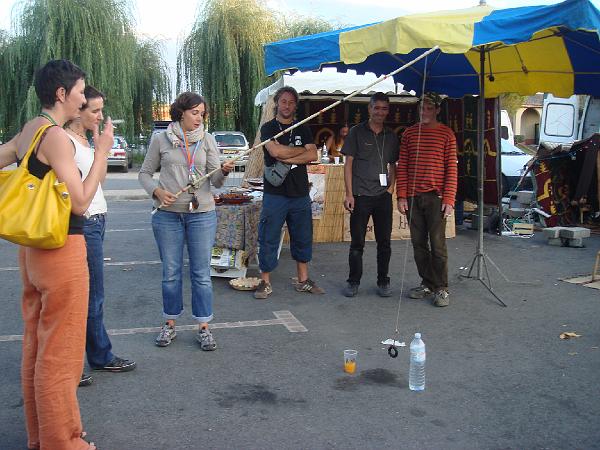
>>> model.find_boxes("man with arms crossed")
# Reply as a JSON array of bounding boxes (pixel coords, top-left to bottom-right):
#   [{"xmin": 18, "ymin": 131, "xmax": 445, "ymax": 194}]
[
  {"xmin": 341, "ymin": 92, "xmax": 399, "ymax": 298},
  {"xmin": 396, "ymin": 92, "xmax": 457, "ymax": 307},
  {"xmin": 254, "ymin": 86, "xmax": 324, "ymax": 299}
]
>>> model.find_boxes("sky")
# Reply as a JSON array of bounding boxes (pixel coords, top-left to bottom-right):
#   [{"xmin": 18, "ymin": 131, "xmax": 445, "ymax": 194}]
[{"xmin": 1, "ymin": 0, "xmax": 599, "ymax": 92}]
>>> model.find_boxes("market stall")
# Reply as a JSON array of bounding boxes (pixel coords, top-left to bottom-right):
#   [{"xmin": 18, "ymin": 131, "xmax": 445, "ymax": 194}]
[
  {"xmin": 210, "ymin": 195, "xmax": 261, "ymax": 278},
  {"xmin": 534, "ymin": 134, "xmax": 600, "ymax": 226}
]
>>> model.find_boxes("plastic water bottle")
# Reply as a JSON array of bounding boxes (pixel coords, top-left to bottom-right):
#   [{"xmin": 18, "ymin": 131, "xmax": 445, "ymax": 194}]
[
  {"xmin": 321, "ymin": 143, "xmax": 329, "ymax": 163},
  {"xmin": 409, "ymin": 332, "xmax": 426, "ymax": 391}
]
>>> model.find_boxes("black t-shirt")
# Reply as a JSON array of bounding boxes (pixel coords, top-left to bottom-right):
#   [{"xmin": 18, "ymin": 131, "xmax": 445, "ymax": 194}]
[{"xmin": 260, "ymin": 118, "xmax": 313, "ymax": 197}]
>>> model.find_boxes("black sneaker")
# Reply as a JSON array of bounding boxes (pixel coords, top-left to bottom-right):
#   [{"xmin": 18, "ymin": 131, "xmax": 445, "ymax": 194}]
[
  {"xmin": 343, "ymin": 283, "xmax": 359, "ymax": 297},
  {"xmin": 92, "ymin": 356, "xmax": 137, "ymax": 372},
  {"xmin": 377, "ymin": 283, "xmax": 392, "ymax": 297},
  {"xmin": 79, "ymin": 373, "xmax": 93, "ymax": 387}
]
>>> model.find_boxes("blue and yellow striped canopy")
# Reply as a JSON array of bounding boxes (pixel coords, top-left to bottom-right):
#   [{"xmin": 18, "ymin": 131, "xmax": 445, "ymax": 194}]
[{"xmin": 265, "ymin": 0, "xmax": 600, "ymax": 98}]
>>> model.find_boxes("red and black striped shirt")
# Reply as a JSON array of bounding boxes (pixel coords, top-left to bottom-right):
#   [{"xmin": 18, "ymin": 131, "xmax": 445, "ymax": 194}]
[{"xmin": 396, "ymin": 123, "xmax": 457, "ymax": 206}]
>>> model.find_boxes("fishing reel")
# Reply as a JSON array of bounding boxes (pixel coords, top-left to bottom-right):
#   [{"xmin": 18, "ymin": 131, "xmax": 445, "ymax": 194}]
[{"xmin": 382, "ymin": 339, "xmax": 404, "ymax": 358}]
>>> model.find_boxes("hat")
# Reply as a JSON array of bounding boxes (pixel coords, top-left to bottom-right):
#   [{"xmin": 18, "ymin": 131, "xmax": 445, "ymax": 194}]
[{"xmin": 422, "ymin": 92, "xmax": 443, "ymax": 106}]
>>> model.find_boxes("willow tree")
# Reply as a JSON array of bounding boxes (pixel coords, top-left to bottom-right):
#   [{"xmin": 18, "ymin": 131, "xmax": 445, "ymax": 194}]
[
  {"xmin": 0, "ymin": 0, "xmax": 170, "ymax": 140},
  {"xmin": 178, "ymin": 0, "xmax": 278, "ymax": 137},
  {"xmin": 276, "ymin": 16, "xmax": 337, "ymax": 40}
]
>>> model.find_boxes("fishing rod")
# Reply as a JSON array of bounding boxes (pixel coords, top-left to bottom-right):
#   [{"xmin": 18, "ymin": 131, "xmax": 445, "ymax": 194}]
[{"xmin": 152, "ymin": 45, "xmax": 441, "ymax": 213}]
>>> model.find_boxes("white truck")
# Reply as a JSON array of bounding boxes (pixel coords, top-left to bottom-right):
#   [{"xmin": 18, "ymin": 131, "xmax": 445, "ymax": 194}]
[{"xmin": 539, "ymin": 94, "xmax": 600, "ymax": 146}]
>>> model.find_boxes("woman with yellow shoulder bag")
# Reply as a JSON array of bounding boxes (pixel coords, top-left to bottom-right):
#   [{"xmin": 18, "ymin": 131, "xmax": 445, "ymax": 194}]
[{"xmin": 0, "ymin": 60, "xmax": 113, "ymax": 450}]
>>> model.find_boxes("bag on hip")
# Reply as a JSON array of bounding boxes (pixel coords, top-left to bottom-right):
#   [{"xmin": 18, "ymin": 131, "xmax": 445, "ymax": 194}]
[
  {"xmin": 0, "ymin": 124, "xmax": 72, "ymax": 249},
  {"xmin": 264, "ymin": 160, "xmax": 291, "ymax": 187}
]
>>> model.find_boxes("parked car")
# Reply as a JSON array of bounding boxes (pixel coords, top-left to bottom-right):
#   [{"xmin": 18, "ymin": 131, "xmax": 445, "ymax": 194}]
[
  {"xmin": 500, "ymin": 138, "xmax": 533, "ymax": 195},
  {"xmin": 108, "ymin": 135, "xmax": 132, "ymax": 172},
  {"xmin": 212, "ymin": 131, "xmax": 249, "ymax": 172},
  {"xmin": 151, "ymin": 120, "xmax": 170, "ymax": 141}
]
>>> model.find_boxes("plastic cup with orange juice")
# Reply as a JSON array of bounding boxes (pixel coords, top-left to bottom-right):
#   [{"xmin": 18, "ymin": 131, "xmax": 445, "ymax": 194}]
[{"xmin": 344, "ymin": 349, "xmax": 357, "ymax": 374}]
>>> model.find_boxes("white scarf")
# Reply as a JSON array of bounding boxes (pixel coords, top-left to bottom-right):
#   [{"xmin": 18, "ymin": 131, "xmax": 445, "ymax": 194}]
[{"xmin": 166, "ymin": 121, "xmax": 205, "ymax": 147}]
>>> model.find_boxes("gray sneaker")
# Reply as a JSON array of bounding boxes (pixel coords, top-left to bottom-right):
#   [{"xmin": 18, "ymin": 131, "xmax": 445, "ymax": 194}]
[
  {"xmin": 294, "ymin": 278, "xmax": 325, "ymax": 294},
  {"xmin": 433, "ymin": 290, "xmax": 450, "ymax": 307},
  {"xmin": 196, "ymin": 328, "xmax": 217, "ymax": 351},
  {"xmin": 343, "ymin": 283, "xmax": 359, "ymax": 297},
  {"xmin": 155, "ymin": 323, "xmax": 176, "ymax": 347},
  {"xmin": 254, "ymin": 280, "xmax": 273, "ymax": 299},
  {"xmin": 377, "ymin": 283, "xmax": 392, "ymax": 297},
  {"xmin": 408, "ymin": 284, "xmax": 433, "ymax": 299}
]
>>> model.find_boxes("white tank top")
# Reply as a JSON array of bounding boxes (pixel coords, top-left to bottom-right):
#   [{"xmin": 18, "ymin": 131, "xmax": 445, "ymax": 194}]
[{"xmin": 69, "ymin": 134, "xmax": 108, "ymax": 216}]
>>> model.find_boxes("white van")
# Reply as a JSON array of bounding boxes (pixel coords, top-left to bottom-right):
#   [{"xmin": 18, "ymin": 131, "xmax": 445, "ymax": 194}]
[
  {"xmin": 500, "ymin": 109, "xmax": 515, "ymax": 145},
  {"xmin": 539, "ymin": 93, "xmax": 600, "ymax": 146},
  {"xmin": 539, "ymin": 94, "xmax": 580, "ymax": 146}
]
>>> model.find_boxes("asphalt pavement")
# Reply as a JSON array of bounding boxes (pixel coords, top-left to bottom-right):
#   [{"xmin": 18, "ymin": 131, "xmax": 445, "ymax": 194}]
[{"xmin": 0, "ymin": 178, "xmax": 599, "ymax": 449}]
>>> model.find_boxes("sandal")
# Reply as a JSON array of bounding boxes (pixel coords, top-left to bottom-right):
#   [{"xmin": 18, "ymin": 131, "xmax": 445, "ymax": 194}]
[{"xmin": 81, "ymin": 432, "xmax": 97, "ymax": 450}]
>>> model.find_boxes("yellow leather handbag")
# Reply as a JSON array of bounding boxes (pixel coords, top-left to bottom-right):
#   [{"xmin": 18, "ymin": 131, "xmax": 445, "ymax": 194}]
[{"xmin": 0, "ymin": 124, "xmax": 71, "ymax": 249}]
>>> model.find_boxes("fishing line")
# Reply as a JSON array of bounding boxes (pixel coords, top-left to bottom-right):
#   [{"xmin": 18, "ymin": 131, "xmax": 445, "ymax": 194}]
[{"xmin": 386, "ymin": 56, "xmax": 430, "ymax": 358}]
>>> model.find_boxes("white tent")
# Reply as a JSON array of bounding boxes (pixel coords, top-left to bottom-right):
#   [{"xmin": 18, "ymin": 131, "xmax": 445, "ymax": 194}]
[{"xmin": 254, "ymin": 68, "xmax": 403, "ymax": 106}]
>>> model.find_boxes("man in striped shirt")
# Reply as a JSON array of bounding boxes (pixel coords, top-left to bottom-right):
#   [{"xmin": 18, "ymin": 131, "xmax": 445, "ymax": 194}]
[{"xmin": 396, "ymin": 92, "xmax": 457, "ymax": 307}]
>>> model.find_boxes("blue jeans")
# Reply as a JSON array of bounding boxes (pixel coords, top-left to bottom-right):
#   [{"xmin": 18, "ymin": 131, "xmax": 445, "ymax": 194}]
[
  {"xmin": 258, "ymin": 193, "xmax": 312, "ymax": 273},
  {"xmin": 152, "ymin": 209, "xmax": 217, "ymax": 323},
  {"xmin": 83, "ymin": 214, "xmax": 115, "ymax": 368}
]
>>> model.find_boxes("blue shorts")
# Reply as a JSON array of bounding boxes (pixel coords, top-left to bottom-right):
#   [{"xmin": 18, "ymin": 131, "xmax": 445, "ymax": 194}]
[{"xmin": 258, "ymin": 193, "xmax": 313, "ymax": 273}]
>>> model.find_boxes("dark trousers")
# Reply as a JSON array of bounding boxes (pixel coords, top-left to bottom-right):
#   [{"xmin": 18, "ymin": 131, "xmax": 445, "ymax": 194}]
[
  {"xmin": 348, "ymin": 192, "xmax": 392, "ymax": 286},
  {"xmin": 407, "ymin": 192, "xmax": 448, "ymax": 291}
]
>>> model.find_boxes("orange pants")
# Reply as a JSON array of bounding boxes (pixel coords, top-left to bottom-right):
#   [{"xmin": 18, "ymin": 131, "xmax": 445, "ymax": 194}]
[{"xmin": 19, "ymin": 235, "xmax": 92, "ymax": 450}]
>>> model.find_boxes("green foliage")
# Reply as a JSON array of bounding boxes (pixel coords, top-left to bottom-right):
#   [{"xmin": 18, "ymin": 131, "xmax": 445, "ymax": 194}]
[
  {"xmin": 276, "ymin": 15, "xmax": 337, "ymax": 40},
  {"xmin": 0, "ymin": 0, "xmax": 170, "ymax": 140},
  {"xmin": 499, "ymin": 93, "xmax": 525, "ymax": 118},
  {"xmin": 178, "ymin": 0, "xmax": 277, "ymax": 137},
  {"xmin": 178, "ymin": 0, "xmax": 336, "ymax": 138}
]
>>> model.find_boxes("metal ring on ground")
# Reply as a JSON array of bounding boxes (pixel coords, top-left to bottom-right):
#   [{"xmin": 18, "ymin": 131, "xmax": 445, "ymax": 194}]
[{"xmin": 387, "ymin": 345, "xmax": 398, "ymax": 358}]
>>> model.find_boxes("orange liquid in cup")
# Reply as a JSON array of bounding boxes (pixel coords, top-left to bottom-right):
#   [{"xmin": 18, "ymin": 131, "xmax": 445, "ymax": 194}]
[{"xmin": 344, "ymin": 360, "xmax": 356, "ymax": 374}]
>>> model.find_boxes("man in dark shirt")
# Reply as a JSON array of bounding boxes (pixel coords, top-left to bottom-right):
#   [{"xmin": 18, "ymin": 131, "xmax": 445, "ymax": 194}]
[
  {"xmin": 341, "ymin": 92, "xmax": 399, "ymax": 297},
  {"xmin": 255, "ymin": 86, "xmax": 324, "ymax": 299}
]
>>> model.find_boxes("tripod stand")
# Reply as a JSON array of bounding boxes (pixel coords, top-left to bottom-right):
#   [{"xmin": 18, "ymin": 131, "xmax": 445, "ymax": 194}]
[
  {"xmin": 459, "ymin": 49, "xmax": 509, "ymax": 307},
  {"xmin": 460, "ymin": 244, "xmax": 508, "ymax": 307}
]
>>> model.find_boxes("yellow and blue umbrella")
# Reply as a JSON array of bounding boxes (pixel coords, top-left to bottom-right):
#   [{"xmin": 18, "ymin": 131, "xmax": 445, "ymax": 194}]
[{"xmin": 265, "ymin": 0, "xmax": 600, "ymax": 98}]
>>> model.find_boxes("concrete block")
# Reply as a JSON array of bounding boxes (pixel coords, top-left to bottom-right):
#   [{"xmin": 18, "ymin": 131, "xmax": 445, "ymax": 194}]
[
  {"xmin": 516, "ymin": 190, "xmax": 535, "ymax": 205},
  {"xmin": 507, "ymin": 208, "xmax": 526, "ymax": 218},
  {"xmin": 548, "ymin": 237, "xmax": 564, "ymax": 246},
  {"xmin": 559, "ymin": 227, "xmax": 591, "ymax": 239},
  {"xmin": 543, "ymin": 227, "xmax": 565, "ymax": 239},
  {"xmin": 567, "ymin": 238, "xmax": 585, "ymax": 248}
]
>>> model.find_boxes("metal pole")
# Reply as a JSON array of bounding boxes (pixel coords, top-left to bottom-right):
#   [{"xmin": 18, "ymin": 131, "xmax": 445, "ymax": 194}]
[
  {"xmin": 477, "ymin": 47, "xmax": 486, "ymax": 278},
  {"xmin": 152, "ymin": 46, "xmax": 441, "ymax": 212}
]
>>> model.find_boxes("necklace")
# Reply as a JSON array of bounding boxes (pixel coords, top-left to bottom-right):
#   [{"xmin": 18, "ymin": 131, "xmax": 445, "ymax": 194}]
[
  {"xmin": 38, "ymin": 111, "xmax": 59, "ymax": 126},
  {"xmin": 372, "ymin": 127, "xmax": 386, "ymax": 173},
  {"xmin": 67, "ymin": 126, "xmax": 88, "ymax": 141}
]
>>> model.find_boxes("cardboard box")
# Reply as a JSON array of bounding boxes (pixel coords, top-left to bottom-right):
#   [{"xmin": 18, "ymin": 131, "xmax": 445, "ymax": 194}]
[{"xmin": 343, "ymin": 210, "xmax": 455, "ymax": 241}]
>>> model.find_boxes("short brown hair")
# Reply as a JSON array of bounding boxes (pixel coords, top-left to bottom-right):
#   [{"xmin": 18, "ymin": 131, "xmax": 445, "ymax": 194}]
[{"xmin": 170, "ymin": 92, "xmax": 206, "ymax": 122}]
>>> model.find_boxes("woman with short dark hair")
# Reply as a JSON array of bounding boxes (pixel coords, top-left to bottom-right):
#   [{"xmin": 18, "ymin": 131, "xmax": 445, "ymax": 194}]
[
  {"xmin": 0, "ymin": 59, "xmax": 113, "ymax": 450},
  {"xmin": 139, "ymin": 92, "xmax": 234, "ymax": 350}
]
